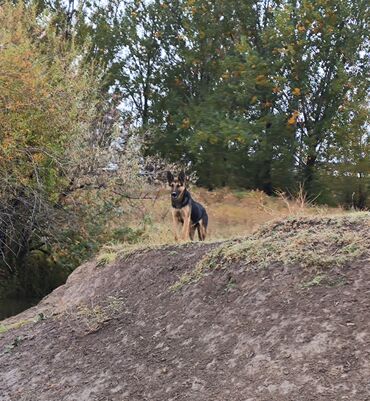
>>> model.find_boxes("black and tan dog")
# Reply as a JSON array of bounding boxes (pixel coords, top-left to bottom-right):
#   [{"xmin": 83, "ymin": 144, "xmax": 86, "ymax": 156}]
[{"xmin": 167, "ymin": 171, "xmax": 208, "ymax": 241}]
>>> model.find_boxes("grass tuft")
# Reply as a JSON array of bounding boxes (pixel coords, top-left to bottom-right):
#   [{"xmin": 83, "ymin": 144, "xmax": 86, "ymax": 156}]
[
  {"xmin": 0, "ymin": 314, "xmax": 45, "ymax": 336},
  {"xmin": 96, "ymin": 251, "xmax": 118, "ymax": 267},
  {"xmin": 70, "ymin": 295, "xmax": 125, "ymax": 334}
]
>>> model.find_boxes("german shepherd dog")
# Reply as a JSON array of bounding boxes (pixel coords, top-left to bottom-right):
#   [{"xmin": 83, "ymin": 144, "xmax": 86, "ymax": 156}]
[{"xmin": 167, "ymin": 171, "xmax": 208, "ymax": 241}]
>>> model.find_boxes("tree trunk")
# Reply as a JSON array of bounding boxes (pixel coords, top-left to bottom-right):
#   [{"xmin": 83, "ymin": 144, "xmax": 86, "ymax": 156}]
[
  {"xmin": 303, "ymin": 154, "xmax": 317, "ymax": 196},
  {"xmin": 259, "ymin": 159, "xmax": 273, "ymax": 196}
]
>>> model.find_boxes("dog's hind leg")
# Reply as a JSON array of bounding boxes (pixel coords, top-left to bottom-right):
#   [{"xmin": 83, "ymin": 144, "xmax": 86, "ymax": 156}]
[
  {"xmin": 196, "ymin": 225, "xmax": 202, "ymax": 240},
  {"xmin": 189, "ymin": 225, "xmax": 196, "ymax": 241},
  {"xmin": 201, "ymin": 211, "xmax": 208, "ymax": 240},
  {"xmin": 197, "ymin": 219, "xmax": 207, "ymax": 241}
]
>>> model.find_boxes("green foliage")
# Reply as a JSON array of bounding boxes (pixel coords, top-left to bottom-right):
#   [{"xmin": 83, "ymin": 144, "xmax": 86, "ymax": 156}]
[
  {"xmin": 0, "ymin": 1, "xmax": 100, "ymax": 297},
  {"xmin": 72, "ymin": 0, "xmax": 369, "ymax": 205}
]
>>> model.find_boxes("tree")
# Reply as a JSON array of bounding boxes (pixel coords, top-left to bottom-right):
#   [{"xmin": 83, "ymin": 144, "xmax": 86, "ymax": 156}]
[
  {"xmin": 0, "ymin": 1, "xmax": 98, "ymax": 286},
  {"xmin": 270, "ymin": 0, "xmax": 369, "ymax": 197},
  {"xmin": 39, "ymin": 0, "xmax": 369, "ymax": 206}
]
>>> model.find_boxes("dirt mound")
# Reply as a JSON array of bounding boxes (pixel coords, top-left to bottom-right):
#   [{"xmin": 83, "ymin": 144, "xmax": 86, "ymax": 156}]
[{"xmin": 1, "ymin": 213, "xmax": 370, "ymax": 401}]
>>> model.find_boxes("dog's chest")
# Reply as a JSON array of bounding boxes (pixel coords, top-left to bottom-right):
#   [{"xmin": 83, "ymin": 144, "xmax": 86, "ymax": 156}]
[{"xmin": 172, "ymin": 205, "xmax": 191, "ymax": 223}]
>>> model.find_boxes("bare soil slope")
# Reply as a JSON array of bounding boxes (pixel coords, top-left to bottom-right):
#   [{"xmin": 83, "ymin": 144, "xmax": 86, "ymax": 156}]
[{"xmin": 1, "ymin": 214, "xmax": 370, "ymax": 401}]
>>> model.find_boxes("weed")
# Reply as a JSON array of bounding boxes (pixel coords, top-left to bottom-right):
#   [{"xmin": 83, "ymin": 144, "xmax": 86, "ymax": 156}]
[
  {"xmin": 301, "ymin": 273, "xmax": 347, "ymax": 289},
  {"xmin": 0, "ymin": 313, "xmax": 48, "ymax": 336},
  {"xmin": 99, "ymin": 239, "xmax": 208, "ymax": 264},
  {"xmin": 3, "ymin": 336, "xmax": 25, "ymax": 353},
  {"xmin": 225, "ymin": 275, "xmax": 237, "ymax": 291},
  {"xmin": 169, "ymin": 244, "xmax": 231, "ymax": 291},
  {"xmin": 0, "ymin": 319, "xmax": 33, "ymax": 335},
  {"xmin": 301, "ymin": 274, "xmax": 327, "ymax": 288},
  {"xmin": 106, "ymin": 296, "xmax": 125, "ymax": 313},
  {"xmin": 74, "ymin": 295, "xmax": 125, "ymax": 333},
  {"xmin": 77, "ymin": 304, "xmax": 110, "ymax": 331}
]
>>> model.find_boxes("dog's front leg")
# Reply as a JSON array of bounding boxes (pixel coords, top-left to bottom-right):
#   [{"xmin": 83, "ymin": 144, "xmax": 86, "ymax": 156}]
[
  {"xmin": 171, "ymin": 209, "xmax": 182, "ymax": 242},
  {"xmin": 181, "ymin": 206, "xmax": 191, "ymax": 241},
  {"xmin": 182, "ymin": 219, "xmax": 190, "ymax": 241},
  {"xmin": 173, "ymin": 220, "xmax": 179, "ymax": 241}
]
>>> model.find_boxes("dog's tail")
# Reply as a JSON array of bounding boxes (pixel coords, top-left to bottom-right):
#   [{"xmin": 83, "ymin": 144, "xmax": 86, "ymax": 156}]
[{"xmin": 202, "ymin": 210, "xmax": 208, "ymax": 230}]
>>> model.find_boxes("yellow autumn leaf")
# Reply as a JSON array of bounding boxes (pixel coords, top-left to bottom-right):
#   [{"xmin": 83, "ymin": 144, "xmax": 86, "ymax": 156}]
[
  {"xmin": 287, "ymin": 116, "xmax": 296, "ymax": 125},
  {"xmin": 292, "ymin": 87, "xmax": 301, "ymax": 96},
  {"xmin": 287, "ymin": 110, "xmax": 300, "ymax": 125}
]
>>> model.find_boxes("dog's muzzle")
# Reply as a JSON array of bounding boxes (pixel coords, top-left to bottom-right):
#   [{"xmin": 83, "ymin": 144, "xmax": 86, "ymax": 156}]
[{"xmin": 171, "ymin": 192, "xmax": 178, "ymax": 199}]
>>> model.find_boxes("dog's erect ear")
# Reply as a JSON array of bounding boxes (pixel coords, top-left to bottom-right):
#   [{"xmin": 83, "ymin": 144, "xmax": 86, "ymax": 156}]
[
  {"xmin": 167, "ymin": 171, "xmax": 174, "ymax": 184},
  {"xmin": 178, "ymin": 170, "xmax": 186, "ymax": 184}
]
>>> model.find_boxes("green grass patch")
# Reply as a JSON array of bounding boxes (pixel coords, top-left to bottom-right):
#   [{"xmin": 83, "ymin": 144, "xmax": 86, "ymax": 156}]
[{"xmin": 301, "ymin": 274, "xmax": 328, "ymax": 288}]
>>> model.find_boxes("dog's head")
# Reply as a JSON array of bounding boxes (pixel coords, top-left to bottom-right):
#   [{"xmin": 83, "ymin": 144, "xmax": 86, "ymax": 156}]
[{"xmin": 167, "ymin": 171, "xmax": 187, "ymax": 200}]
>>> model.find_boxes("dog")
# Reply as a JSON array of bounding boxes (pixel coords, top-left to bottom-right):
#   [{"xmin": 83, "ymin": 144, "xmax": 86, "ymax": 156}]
[{"xmin": 167, "ymin": 171, "xmax": 208, "ymax": 241}]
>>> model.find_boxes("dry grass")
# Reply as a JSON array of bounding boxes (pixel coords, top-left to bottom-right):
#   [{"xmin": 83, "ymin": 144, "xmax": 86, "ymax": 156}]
[
  {"xmin": 171, "ymin": 212, "xmax": 370, "ymax": 290},
  {"xmin": 95, "ymin": 186, "xmax": 348, "ymax": 263},
  {"xmin": 104, "ymin": 186, "xmax": 344, "ymax": 247},
  {"xmin": 65, "ymin": 296, "xmax": 125, "ymax": 334},
  {"xmin": 0, "ymin": 313, "xmax": 45, "ymax": 335},
  {"xmin": 96, "ymin": 251, "xmax": 118, "ymax": 268}
]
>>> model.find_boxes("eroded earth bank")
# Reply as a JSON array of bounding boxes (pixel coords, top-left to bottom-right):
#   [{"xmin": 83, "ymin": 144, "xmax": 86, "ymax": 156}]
[{"xmin": 1, "ymin": 214, "xmax": 370, "ymax": 401}]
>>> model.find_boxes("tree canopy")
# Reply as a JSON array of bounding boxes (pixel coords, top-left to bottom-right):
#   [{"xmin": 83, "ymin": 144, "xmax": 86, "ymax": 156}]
[
  {"xmin": 0, "ymin": 1, "xmax": 99, "ymax": 294},
  {"xmin": 63, "ymin": 0, "xmax": 369, "ymax": 205}
]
